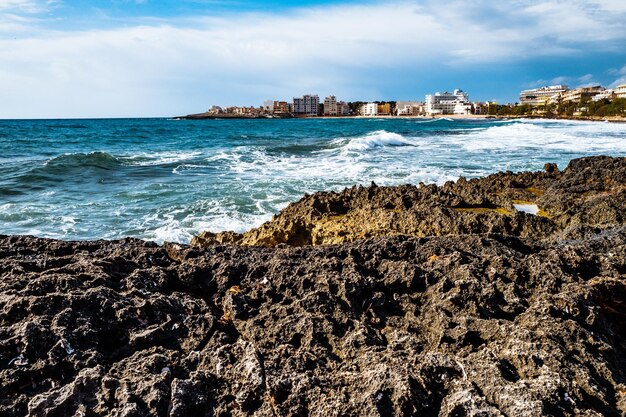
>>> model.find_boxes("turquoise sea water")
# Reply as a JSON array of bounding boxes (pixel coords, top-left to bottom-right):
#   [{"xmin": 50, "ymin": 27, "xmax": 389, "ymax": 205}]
[{"xmin": 1, "ymin": 117, "xmax": 625, "ymax": 243}]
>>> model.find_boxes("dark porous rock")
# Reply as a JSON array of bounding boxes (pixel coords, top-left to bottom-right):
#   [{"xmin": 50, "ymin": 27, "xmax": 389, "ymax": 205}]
[
  {"xmin": 1, "ymin": 156, "xmax": 625, "ymax": 416},
  {"xmin": 192, "ymin": 156, "xmax": 626, "ymax": 248}
]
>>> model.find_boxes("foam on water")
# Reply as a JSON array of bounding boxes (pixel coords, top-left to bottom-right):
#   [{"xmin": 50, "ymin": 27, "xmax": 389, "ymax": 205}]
[
  {"xmin": 339, "ymin": 130, "xmax": 414, "ymax": 151},
  {"xmin": 123, "ymin": 151, "xmax": 204, "ymax": 166},
  {"xmin": 450, "ymin": 120, "xmax": 626, "ymax": 153},
  {"xmin": 1, "ymin": 117, "xmax": 625, "ymax": 243}
]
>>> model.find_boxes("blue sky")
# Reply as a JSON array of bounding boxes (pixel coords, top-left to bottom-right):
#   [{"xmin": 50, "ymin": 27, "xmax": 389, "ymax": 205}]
[{"xmin": 1, "ymin": 0, "xmax": 625, "ymax": 118}]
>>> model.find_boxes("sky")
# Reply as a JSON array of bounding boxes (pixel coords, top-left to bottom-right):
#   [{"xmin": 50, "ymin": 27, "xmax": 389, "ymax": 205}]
[{"xmin": 1, "ymin": 0, "xmax": 626, "ymax": 118}]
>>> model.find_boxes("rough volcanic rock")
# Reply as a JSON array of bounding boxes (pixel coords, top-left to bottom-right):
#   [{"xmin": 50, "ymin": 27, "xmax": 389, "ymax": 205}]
[
  {"xmin": 192, "ymin": 156, "xmax": 626, "ymax": 248},
  {"xmin": 0, "ymin": 156, "xmax": 625, "ymax": 416}
]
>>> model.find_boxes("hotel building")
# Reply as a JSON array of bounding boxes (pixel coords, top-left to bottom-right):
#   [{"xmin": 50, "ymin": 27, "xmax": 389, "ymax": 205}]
[
  {"xmin": 561, "ymin": 86, "xmax": 606, "ymax": 103},
  {"xmin": 519, "ymin": 85, "xmax": 569, "ymax": 106},
  {"xmin": 425, "ymin": 89, "xmax": 471, "ymax": 114}
]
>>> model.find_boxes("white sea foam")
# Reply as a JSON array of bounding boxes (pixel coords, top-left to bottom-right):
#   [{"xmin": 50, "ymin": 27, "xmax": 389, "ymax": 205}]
[
  {"xmin": 4, "ymin": 118, "xmax": 625, "ymax": 245},
  {"xmin": 339, "ymin": 130, "xmax": 414, "ymax": 152},
  {"xmin": 456, "ymin": 120, "xmax": 626, "ymax": 153},
  {"xmin": 124, "ymin": 151, "xmax": 203, "ymax": 166},
  {"xmin": 139, "ymin": 203, "xmax": 273, "ymax": 244},
  {"xmin": 172, "ymin": 164, "xmax": 210, "ymax": 175},
  {"xmin": 330, "ymin": 130, "xmax": 416, "ymax": 152}
]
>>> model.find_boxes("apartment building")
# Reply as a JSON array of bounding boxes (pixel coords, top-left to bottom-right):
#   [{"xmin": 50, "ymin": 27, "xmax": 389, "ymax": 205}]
[
  {"xmin": 396, "ymin": 101, "xmax": 425, "ymax": 116},
  {"xmin": 361, "ymin": 103, "xmax": 378, "ymax": 116},
  {"xmin": 273, "ymin": 101, "xmax": 291, "ymax": 114},
  {"xmin": 293, "ymin": 94, "xmax": 319, "ymax": 116},
  {"xmin": 337, "ymin": 101, "xmax": 350, "ymax": 116},
  {"xmin": 323, "ymin": 96, "xmax": 338, "ymax": 116}
]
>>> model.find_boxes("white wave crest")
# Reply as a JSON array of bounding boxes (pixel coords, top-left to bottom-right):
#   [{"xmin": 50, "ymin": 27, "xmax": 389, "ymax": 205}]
[
  {"xmin": 123, "ymin": 151, "xmax": 203, "ymax": 166},
  {"xmin": 341, "ymin": 130, "xmax": 413, "ymax": 151},
  {"xmin": 457, "ymin": 120, "xmax": 626, "ymax": 152}
]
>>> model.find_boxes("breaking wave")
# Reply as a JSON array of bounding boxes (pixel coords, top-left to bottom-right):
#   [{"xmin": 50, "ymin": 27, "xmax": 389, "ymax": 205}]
[
  {"xmin": 1, "ymin": 117, "xmax": 625, "ymax": 244},
  {"xmin": 338, "ymin": 130, "xmax": 414, "ymax": 151}
]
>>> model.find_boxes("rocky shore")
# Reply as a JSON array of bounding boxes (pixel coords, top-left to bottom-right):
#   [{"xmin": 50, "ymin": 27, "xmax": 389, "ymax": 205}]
[{"xmin": 1, "ymin": 156, "xmax": 625, "ymax": 416}]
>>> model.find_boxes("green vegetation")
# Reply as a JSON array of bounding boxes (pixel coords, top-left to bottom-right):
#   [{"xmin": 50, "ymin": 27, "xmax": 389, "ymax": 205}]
[
  {"xmin": 492, "ymin": 98, "xmax": 626, "ymax": 118},
  {"xmin": 584, "ymin": 98, "xmax": 626, "ymax": 117}
]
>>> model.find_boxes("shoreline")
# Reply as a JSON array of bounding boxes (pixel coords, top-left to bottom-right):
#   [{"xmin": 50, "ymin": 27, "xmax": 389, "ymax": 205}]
[
  {"xmin": 177, "ymin": 112, "xmax": 626, "ymax": 123},
  {"xmin": 2, "ymin": 156, "xmax": 625, "ymax": 415}
]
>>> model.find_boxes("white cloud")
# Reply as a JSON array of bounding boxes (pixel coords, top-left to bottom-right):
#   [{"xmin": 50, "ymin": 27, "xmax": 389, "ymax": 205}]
[
  {"xmin": 1, "ymin": 0, "xmax": 625, "ymax": 118},
  {"xmin": 607, "ymin": 64, "xmax": 626, "ymax": 87},
  {"xmin": 592, "ymin": 0, "xmax": 626, "ymax": 13},
  {"xmin": 0, "ymin": 0, "xmax": 57, "ymax": 12}
]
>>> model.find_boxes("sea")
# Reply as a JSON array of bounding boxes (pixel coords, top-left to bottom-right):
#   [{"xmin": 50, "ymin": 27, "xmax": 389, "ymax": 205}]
[{"xmin": 1, "ymin": 117, "xmax": 625, "ymax": 244}]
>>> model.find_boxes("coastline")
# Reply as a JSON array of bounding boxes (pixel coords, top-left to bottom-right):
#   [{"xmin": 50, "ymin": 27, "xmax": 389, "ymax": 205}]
[
  {"xmin": 502, "ymin": 114, "xmax": 626, "ymax": 123},
  {"xmin": 177, "ymin": 112, "xmax": 625, "ymax": 123},
  {"xmin": 2, "ymin": 156, "xmax": 626, "ymax": 415}
]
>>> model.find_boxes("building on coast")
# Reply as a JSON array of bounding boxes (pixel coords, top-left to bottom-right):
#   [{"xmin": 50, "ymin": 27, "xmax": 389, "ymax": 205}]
[
  {"xmin": 561, "ymin": 86, "xmax": 606, "ymax": 103},
  {"xmin": 454, "ymin": 101, "xmax": 472, "ymax": 115},
  {"xmin": 323, "ymin": 96, "xmax": 338, "ymax": 116},
  {"xmin": 337, "ymin": 101, "xmax": 350, "ymax": 116},
  {"xmin": 396, "ymin": 101, "xmax": 425, "ymax": 116},
  {"xmin": 293, "ymin": 94, "xmax": 319, "ymax": 116},
  {"xmin": 231, "ymin": 106, "xmax": 260, "ymax": 115},
  {"xmin": 425, "ymin": 89, "xmax": 471, "ymax": 114},
  {"xmin": 272, "ymin": 101, "xmax": 291, "ymax": 114},
  {"xmin": 591, "ymin": 89, "xmax": 614, "ymax": 102},
  {"xmin": 361, "ymin": 103, "xmax": 378, "ymax": 116},
  {"xmin": 519, "ymin": 85, "xmax": 569, "ymax": 106},
  {"xmin": 377, "ymin": 103, "xmax": 391, "ymax": 115},
  {"xmin": 208, "ymin": 105, "xmax": 224, "ymax": 114},
  {"xmin": 614, "ymin": 85, "xmax": 626, "ymax": 99},
  {"xmin": 472, "ymin": 102, "xmax": 489, "ymax": 115}
]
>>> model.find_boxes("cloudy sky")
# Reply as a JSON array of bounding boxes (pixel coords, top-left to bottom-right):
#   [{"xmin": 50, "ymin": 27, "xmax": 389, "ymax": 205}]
[{"xmin": 1, "ymin": 0, "xmax": 625, "ymax": 118}]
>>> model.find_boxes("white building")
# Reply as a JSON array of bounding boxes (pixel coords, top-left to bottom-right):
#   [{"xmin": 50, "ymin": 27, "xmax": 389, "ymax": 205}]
[
  {"xmin": 425, "ymin": 89, "xmax": 470, "ymax": 114},
  {"xmin": 591, "ymin": 89, "xmax": 614, "ymax": 102},
  {"xmin": 396, "ymin": 101, "xmax": 425, "ymax": 116},
  {"xmin": 262, "ymin": 100, "xmax": 274, "ymax": 111},
  {"xmin": 519, "ymin": 85, "xmax": 569, "ymax": 106},
  {"xmin": 293, "ymin": 94, "xmax": 319, "ymax": 116},
  {"xmin": 614, "ymin": 84, "xmax": 626, "ymax": 99},
  {"xmin": 323, "ymin": 96, "xmax": 338, "ymax": 116},
  {"xmin": 472, "ymin": 102, "xmax": 490, "ymax": 115},
  {"xmin": 361, "ymin": 102, "xmax": 378, "ymax": 116},
  {"xmin": 561, "ymin": 86, "xmax": 606, "ymax": 103},
  {"xmin": 454, "ymin": 101, "xmax": 472, "ymax": 115}
]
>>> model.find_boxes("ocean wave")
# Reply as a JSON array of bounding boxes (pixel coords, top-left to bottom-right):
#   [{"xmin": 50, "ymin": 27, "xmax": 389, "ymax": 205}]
[
  {"xmin": 339, "ymin": 130, "xmax": 414, "ymax": 151},
  {"xmin": 123, "ymin": 151, "xmax": 203, "ymax": 166},
  {"xmin": 43, "ymin": 152, "xmax": 122, "ymax": 171},
  {"xmin": 457, "ymin": 121, "xmax": 626, "ymax": 153}
]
